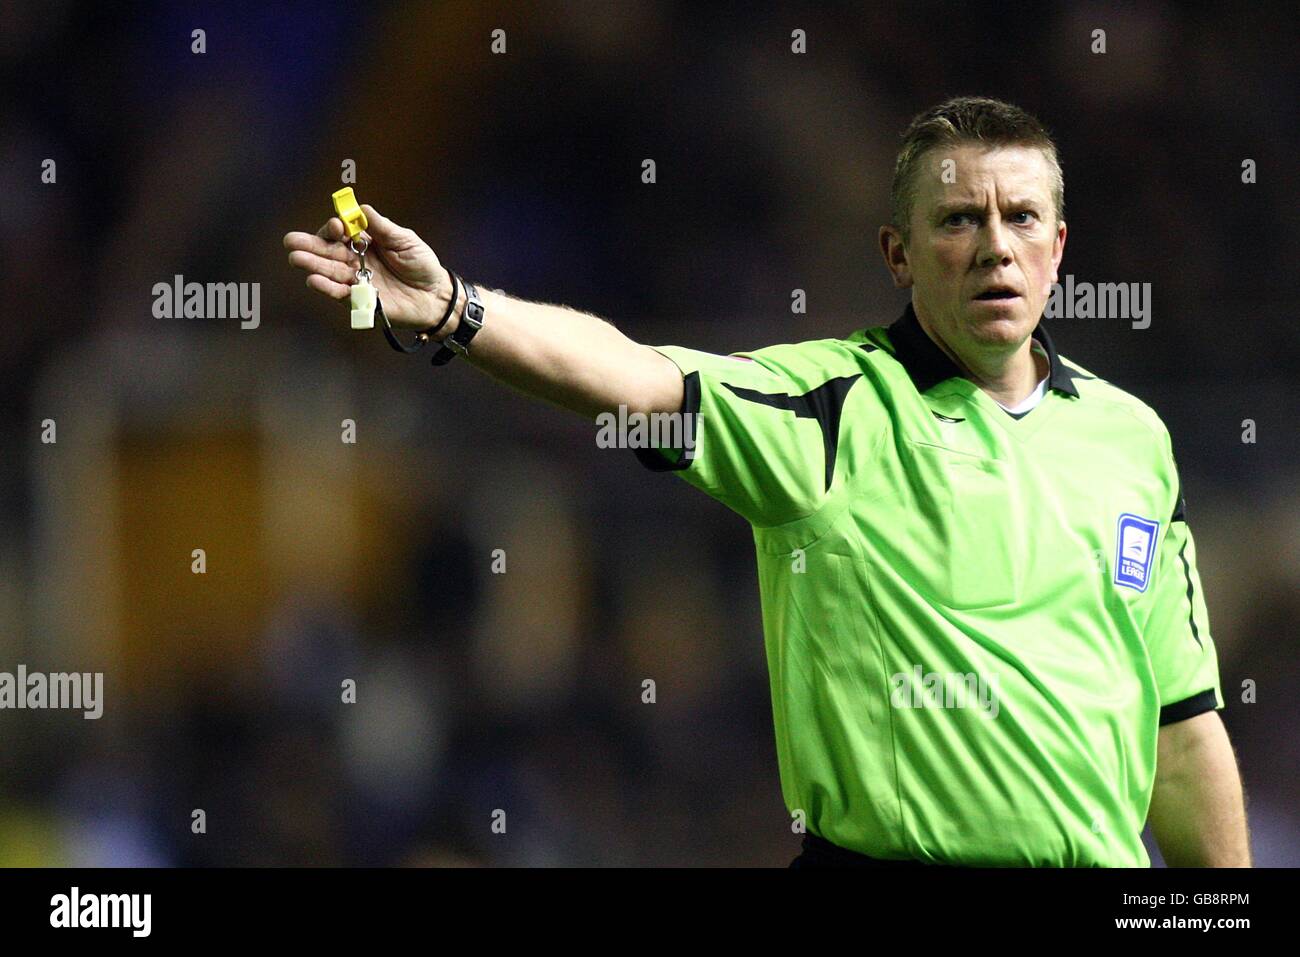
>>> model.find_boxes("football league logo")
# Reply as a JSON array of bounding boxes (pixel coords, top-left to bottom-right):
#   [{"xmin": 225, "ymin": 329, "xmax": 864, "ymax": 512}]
[{"xmin": 1114, "ymin": 513, "xmax": 1160, "ymax": 592}]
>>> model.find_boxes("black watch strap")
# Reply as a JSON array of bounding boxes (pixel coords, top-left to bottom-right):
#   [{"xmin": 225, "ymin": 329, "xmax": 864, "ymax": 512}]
[{"xmin": 431, "ymin": 275, "xmax": 483, "ymax": 366}]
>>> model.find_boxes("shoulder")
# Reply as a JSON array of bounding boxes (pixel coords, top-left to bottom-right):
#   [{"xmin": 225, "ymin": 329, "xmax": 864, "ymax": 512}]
[
  {"xmin": 1060, "ymin": 353, "xmax": 1174, "ymax": 450},
  {"xmin": 728, "ymin": 335, "xmax": 880, "ymax": 391}
]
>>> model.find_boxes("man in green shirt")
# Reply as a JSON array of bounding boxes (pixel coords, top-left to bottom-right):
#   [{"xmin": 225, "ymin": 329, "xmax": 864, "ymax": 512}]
[{"xmin": 285, "ymin": 96, "xmax": 1250, "ymax": 867}]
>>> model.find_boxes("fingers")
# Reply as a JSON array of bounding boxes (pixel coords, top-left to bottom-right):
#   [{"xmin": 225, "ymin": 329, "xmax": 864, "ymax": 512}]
[
  {"xmin": 288, "ymin": 249, "xmax": 356, "ymax": 286},
  {"xmin": 306, "ymin": 273, "xmax": 351, "ymax": 300},
  {"xmin": 283, "ymin": 215, "xmax": 385, "ymax": 305},
  {"xmin": 316, "ymin": 217, "xmax": 345, "ymax": 241},
  {"xmin": 316, "ymin": 217, "xmax": 373, "ymax": 249},
  {"xmin": 283, "ymin": 229, "xmax": 354, "ymax": 262}
]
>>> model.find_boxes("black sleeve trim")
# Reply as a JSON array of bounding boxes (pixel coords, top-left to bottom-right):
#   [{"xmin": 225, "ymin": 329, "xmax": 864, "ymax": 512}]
[
  {"xmin": 631, "ymin": 371, "xmax": 701, "ymax": 472},
  {"xmin": 1171, "ymin": 478, "xmax": 1186, "ymax": 523},
  {"xmin": 1177, "ymin": 539, "xmax": 1204, "ymax": 649},
  {"xmin": 721, "ymin": 375, "xmax": 862, "ymax": 492},
  {"xmin": 1159, "ymin": 689, "xmax": 1218, "ymax": 726}
]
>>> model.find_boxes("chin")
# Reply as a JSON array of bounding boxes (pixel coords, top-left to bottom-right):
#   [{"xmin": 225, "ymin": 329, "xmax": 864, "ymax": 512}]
[{"xmin": 963, "ymin": 310, "xmax": 1034, "ymax": 346}]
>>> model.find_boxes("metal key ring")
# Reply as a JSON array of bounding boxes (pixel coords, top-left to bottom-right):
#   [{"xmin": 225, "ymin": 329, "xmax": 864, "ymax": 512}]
[{"xmin": 349, "ymin": 237, "xmax": 369, "ymax": 256}]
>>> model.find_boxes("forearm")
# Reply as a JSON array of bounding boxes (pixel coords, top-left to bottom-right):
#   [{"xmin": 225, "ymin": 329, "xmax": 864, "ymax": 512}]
[
  {"xmin": 1147, "ymin": 711, "xmax": 1251, "ymax": 867},
  {"xmin": 433, "ymin": 282, "xmax": 683, "ymax": 420}
]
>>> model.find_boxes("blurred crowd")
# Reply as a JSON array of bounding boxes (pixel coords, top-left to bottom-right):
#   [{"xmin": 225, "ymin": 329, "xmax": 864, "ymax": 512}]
[{"xmin": 0, "ymin": 1, "xmax": 1295, "ymax": 866}]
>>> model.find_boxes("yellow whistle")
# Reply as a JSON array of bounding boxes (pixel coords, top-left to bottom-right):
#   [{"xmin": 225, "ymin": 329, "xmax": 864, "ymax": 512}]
[{"xmin": 331, "ymin": 187, "xmax": 368, "ymax": 240}]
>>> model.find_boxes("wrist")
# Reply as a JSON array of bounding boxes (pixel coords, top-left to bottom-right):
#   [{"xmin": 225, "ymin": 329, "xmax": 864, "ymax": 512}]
[
  {"xmin": 438, "ymin": 278, "xmax": 483, "ymax": 340},
  {"xmin": 429, "ymin": 275, "xmax": 485, "ymax": 367},
  {"xmin": 425, "ymin": 270, "xmax": 461, "ymax": 341}
]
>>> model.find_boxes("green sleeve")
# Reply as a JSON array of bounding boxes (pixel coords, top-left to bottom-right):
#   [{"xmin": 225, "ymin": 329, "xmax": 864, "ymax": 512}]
[
  {"xmin": 633, "ymin": 343, "xmax": 863, "ymax": 528},
  {"xmin": 1139, "ymin": 450, "xmax": 1224, "ymax": 724}
]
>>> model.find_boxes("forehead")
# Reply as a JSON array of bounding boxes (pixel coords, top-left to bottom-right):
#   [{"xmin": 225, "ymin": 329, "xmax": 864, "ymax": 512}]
[{"xmin": 914, "ymin": 143, "xmax": 1054, "ymax": 206}]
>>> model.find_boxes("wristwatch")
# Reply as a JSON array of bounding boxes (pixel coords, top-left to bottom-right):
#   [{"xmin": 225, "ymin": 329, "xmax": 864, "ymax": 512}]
[{"xmin": 430, "ymin": 275, "xmax": 484, "ymax": 366}]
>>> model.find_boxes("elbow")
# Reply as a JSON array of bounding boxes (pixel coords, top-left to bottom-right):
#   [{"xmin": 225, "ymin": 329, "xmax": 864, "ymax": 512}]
[{"xmin": 623, "ymin": 347, "xmax": 686, "ymax": 417}]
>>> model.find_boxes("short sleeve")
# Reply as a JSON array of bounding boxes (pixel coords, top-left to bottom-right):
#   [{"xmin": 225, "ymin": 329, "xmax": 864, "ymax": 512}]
[
  {"xmin": 1139, "ymin": 449, "xmax": 1224, "ymax": 726},
  {"xmin": 632, "ymin": 344, "xmax": 863, "ymax": 527}
]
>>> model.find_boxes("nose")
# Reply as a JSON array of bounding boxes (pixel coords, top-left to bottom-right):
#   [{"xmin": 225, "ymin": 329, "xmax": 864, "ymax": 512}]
[{"xmin": 977, "ymin": 216, "xmax": 1013, "ymax": 268}]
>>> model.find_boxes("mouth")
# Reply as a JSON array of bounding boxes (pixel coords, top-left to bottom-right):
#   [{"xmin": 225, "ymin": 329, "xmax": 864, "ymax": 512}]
[{"xmin": 972, "ymin": 286, "xmax": 1022, "ymax": 301}]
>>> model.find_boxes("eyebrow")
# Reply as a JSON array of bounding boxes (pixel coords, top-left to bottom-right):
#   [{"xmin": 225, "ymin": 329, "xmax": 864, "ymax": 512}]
[{"xmin": 933, "ymin": 197, "xmax": 1047, "ymax": 215}]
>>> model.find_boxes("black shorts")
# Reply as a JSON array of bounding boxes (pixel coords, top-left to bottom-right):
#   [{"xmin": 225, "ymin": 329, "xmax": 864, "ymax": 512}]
[{"xmin": 789, "ymin": 832, "xmax": 953, "ymax": 868}]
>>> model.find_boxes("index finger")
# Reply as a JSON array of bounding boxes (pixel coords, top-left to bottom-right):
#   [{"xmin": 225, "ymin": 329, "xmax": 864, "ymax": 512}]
[{"xmin": 284, "ymin": 229, "xmax": 354, "ymax": 261}]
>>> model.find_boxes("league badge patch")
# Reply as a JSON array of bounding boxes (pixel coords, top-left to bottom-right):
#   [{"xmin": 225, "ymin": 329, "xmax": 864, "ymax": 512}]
[{"xmin": 1114, "ymin": 513, "xmax": 1160, "ymax": 592}]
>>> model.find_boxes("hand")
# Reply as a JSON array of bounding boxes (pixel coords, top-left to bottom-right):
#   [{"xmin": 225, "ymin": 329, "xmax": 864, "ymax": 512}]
[{"xmin": 283, "ymin": 204, "xmax": 452, "ymax": 331}]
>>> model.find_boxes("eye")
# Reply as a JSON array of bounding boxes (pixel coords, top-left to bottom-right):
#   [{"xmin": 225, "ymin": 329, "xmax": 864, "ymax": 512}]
[
  {"xmin": 1008, "ymin": 210, "xmax": 1037, "ymax": 225},
  {"xmin": 944, "ymin": 212, "xmax": 977, "ymax": 227}
]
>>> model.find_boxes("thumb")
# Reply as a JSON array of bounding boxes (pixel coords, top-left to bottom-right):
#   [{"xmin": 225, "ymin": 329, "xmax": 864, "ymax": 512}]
[{"xmin": 361, "ymin": 204, "xmax": 417, "ymax": 248}]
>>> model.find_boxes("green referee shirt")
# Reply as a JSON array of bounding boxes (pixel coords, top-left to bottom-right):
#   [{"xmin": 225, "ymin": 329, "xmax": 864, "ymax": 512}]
[{"xmin": 635, "ymin": 303, "xmax": 1223, "ymax": 867}]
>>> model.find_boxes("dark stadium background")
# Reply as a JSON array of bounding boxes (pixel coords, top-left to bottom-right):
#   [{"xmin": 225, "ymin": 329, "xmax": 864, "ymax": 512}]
[{"xmin": 1, "ymin": 1, "xmax": 1295, "ymax": 866}]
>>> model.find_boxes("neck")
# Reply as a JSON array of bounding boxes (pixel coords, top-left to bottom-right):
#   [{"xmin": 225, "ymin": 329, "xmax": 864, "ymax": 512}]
[{"xmin": 915, "ymin": 314, "xmax": 1047, "ymax": 408}]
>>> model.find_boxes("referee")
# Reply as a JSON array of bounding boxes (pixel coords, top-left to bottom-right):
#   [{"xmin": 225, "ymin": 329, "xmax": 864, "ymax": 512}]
[{"xmin": 285, "ymin": 96, "xmax": 1250, "ymax": 868}]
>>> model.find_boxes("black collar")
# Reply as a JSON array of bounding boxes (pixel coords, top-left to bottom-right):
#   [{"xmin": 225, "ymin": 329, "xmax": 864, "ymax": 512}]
[{"xmin": 885, "ymin": 302, "xmax": 1079, "ymax": 397}]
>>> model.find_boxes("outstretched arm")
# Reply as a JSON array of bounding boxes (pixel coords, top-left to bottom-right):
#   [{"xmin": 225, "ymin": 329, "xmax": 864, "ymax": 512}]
[{"xmin": 284, "ymin": 205, "xmax": 683, "ymax": 419}]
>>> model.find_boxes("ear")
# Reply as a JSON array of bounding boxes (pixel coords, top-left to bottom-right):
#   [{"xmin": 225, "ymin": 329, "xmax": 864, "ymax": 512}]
[
  {"xmin": 1049, "ymin": 219, "xmax": 1067, "ymax": 285},
  {"xmin": 879, "ymin": 224, "xmax": 913, "ymax": 289}
]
